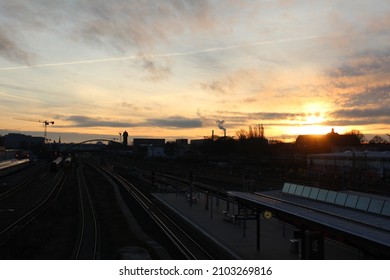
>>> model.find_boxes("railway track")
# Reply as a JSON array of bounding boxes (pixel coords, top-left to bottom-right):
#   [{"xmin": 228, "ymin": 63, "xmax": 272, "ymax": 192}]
[
  {"xmin": 101, "ymin": 166, "xmax": 216, "ymax": 260},
  {"xmin": 0, "ymin": 169, "xmax": 68, "ymax": 246},
  {"xmin": 0, "ymin": 173, "xmax": 37, "ymax": 201},
  {"xmin": 73, "ymin": 163, "xmax": 98, "ymax": 259},
  {"xmin": 0, "ymin": 167, "xmax": 52, "ymax": 201}
]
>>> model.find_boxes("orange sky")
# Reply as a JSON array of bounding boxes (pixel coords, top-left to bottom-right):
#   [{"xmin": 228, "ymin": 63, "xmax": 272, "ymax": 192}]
[{"xmin": 0, "ymin": 1, "xmax": 389, "ymax": 143}]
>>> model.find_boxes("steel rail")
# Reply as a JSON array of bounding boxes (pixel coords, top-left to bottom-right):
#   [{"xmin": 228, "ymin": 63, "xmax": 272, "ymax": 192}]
[
  {"xmin": 101, "ymin": 166, "xmax": 214, "ymax": 260},
  {"xmin": 0, "ymin": 170, "xmax": 68, "ymax": 245},
  {"xmin": 73, "ymin": 164, "xmax": 98, "ymax": 260},
  {"xmin": 0, "ymin": 166, "xmax": 50, "ymax": 200}
]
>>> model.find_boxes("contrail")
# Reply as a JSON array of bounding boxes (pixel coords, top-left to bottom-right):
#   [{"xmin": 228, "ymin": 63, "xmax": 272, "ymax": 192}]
[
  {"xmin": 0, "ymin": 36, "xmax": 318, "ymax": 71},
  {"xmin": 0, "ymin": 56, "xmax": 139, "ymax": 70}
]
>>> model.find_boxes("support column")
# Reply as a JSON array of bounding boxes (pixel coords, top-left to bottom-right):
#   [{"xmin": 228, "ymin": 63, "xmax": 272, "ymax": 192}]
[
  {"xmin": 256, "ymin": 212, "xmax": 260, "ymax": 252},
  {"xmin": 210, "ymin": 195, "xmax": 213, "ymax": 218}
]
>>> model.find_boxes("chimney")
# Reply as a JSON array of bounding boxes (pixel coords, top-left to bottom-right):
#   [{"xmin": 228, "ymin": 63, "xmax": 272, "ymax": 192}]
[
  {"xmin": 212, "ymin": 130, "xmax": 214, "ymax": 141},
  {"xmin": 224, "ymin": 129, "xmax": 226, "ymax": 138}
]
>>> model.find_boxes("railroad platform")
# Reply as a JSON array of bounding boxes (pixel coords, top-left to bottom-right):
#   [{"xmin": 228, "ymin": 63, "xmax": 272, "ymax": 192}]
[{"xmin": 152, "ymin": 191, "xmax": 300, "ymax": 260}]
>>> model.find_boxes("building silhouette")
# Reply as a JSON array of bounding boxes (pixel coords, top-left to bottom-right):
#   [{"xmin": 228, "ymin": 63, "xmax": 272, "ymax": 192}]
[
  {"xmin": 3, "ymin": 133, "xmax": 44, "ymax": 149},
  {"xmin": 296, "ymin": 128, "xmax": 360, "ymax": 153}
]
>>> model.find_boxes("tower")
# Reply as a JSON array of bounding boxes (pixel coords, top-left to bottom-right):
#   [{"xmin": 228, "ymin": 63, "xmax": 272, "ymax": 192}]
[{"xmin": 123, "ymin": 130, "xmax": 128, "ymax": 146}]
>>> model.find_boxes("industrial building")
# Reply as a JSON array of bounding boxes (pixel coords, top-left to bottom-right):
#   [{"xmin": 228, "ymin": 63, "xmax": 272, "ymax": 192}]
[
  {"xmin": 3, "ymin": 133, "xmax": 45, "ymax": 149},
  {"xmin": 133, "ymin": 138, "xmax": 166, "ymax": 158}
]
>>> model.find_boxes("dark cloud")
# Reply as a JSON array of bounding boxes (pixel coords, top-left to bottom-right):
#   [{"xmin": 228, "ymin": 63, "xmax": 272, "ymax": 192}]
[
  {"xmin": 338, "ymin": 85, "xmax": 390, "ymax": 108},
  {"xmin": 328, "ymin": 51, "xmax": 390, "ymax": 79},
  {"xmin": 324, "ymin": 103, "xmax": 390, "ymax": 127},
  {"xmin": 58, "ymin": 115, "xmax": 134, "ymax": 128},
  {"xmin": 328, "ymin": 106, "xmax": 389, "ymax": 121},
  {"xmin": 56, "ymin": 114, "xmax": 203, "ymax": 129},
  {"xmin": 146, "ymin": 116, "xmax": 203, "ymax": 128},
  {"xmin": 329, "ymin": 59, "xmax": 389, "ymax": 79},
  {"xmin": 325, "ymin": 52, "xmax": 390, "ymax": 129},
  {"xmin": 200, "ymin": 110, "xmax": 309, "ymax": 128}
]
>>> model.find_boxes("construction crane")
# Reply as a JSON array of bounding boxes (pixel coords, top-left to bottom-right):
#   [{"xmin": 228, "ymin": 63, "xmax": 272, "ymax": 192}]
[{"xmin": 14, "ymin": 117, "xmax": 54, "ymax": 142}]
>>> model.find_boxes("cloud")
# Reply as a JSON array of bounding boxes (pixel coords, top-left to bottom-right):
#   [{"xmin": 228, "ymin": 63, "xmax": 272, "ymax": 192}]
[
  {"xmin": 325, "ymin": 84, "xmax": 390, "ymax": 126},
  {"xmin": 75, "ymin": 0, "xmax": 220, "ymax": 52},
  {"xmin": 328, "ymin": 52, "xmax": 390, "ymax": 78},
  {"xmin": 327, "ymin": 105, "xmax": 390, "ymax": 126},
  {"xmin": 199, "ymin": 109, "xmax": 310, "ymax": 128},
  {"xmin": 200, "ymin": 69, "xmax": 262, "ymax": 96},
  {"xmin": 57, "ymin": 115, "xmax": 134, "ymax": 128},
  {"xmin": 55, "ymin": 114, "xmax": 203, "ymax": 129},
  {"xmin": 0, "ymin": 27, "xmax": 34, "ymax": 64},
  {"xmin": 120, "ymin": 102, "xmax": 142, "ymax": 112},
  {"xmin": 340, "ymin": 85, "xmax": 390, "ymax": 108},
  {"xmin": 0, "ymin": 1, "xmax": 58, "ymax": 27},
  {"xmin": 135, "ymin": 54, "xmax": 171, "ymax": 81},
  {"xmin": 368, "ymin": 14, "xmax": 390, "ymax": 33},
  {"xmin": 0, "ymin": 36, "xmax": 319, "ymax": 71},
  {"xmin": 0, "ymin": 0, "xmax": 225, "ymax": 65},
  {"xmin": 73, "ymin": 1, "xmax": 314, "ymax": 53},
  {"xmin": 200, "ymin": 80, "xmax": 235, "ymax": 95},
  {"xmin": 249, "ymin": 112, "xmax": 306, "ymax": 121},
  {"xmin": 324, "ymin": 51, "xmax": 390, "ymax": 118}
]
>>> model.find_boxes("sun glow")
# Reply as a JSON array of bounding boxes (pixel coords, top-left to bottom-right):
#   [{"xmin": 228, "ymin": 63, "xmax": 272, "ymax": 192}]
[
  {"xmin": 305, "ymin": 113, "xmax": 324, "ymax": 125},
  {"xmin": 288, "ymin": 102, "xmax": 332, "ymax": 136},
  {"xmin": 293, "ymin": 124, "xmax": 332, "ymax": 136}
]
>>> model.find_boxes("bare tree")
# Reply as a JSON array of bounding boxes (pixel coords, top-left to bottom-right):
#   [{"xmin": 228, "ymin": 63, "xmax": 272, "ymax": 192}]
[
  {"xmin": 369, "ymin": 135, "xmax": 389, "ymax": 144},
  {"xmin": 235, "ymin": 129, "xmax": 248, "ymax": 140},
  {"xmin": 346, "ymin": 129, "xmax": 365, "ymax": 143},
  {"xmin": 236, "ymin": 124, "xmax": 266, "ymax": 140}
]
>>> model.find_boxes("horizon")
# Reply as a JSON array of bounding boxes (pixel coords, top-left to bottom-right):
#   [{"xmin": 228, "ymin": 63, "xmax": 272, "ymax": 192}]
[
  {"xmin": 0, "ymin": 1, "xmax": 389, "ymax": 141},
  {"xmin": 0, "ymin": 128, "xmax": 387, "ymax": 145}
]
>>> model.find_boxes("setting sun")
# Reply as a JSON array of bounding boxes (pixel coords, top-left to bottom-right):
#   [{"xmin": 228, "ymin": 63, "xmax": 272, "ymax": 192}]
[
  {"xmin": 305, "ymin": 113, "xmax": 324, "ymax": 125},
  {"xmin": 284, "ymin": 102, "xmax": 332, "ymax": 136},
  {"xmin": 291, "ymin": 125, "xmax": 332, "ymax": 136}
]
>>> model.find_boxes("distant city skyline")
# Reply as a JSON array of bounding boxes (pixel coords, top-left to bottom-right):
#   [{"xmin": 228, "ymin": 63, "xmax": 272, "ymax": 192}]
[
  {"xmin": 1, "ymin": 128, "xmax": 387, "ymax": 145},
  {"xmin": 0, "ymin": 1, "xmax": 389, "ymax": 142}
]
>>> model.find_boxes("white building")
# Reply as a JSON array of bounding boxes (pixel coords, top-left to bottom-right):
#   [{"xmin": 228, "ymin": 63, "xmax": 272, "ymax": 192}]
[{"xmin": 308, "ymin": 151, "xmax": 390, "ymax": 180}]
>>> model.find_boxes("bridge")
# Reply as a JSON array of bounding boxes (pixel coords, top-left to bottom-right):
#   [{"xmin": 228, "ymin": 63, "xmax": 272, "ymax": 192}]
[{"xmin": 57, "ymin": 139, "xmax": 127, "ymax": 153}]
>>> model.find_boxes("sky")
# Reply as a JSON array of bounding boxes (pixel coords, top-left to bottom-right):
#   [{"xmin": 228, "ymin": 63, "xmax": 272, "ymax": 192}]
[{"xmin": 0, "ymin": 0, "xmax": 389, "ymax": 143}]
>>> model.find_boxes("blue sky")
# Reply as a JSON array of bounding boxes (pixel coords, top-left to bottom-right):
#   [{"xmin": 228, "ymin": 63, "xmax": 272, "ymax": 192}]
[{"xmin": 0, "ymin": 0, "xmax": 389, "ymax": 143}]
